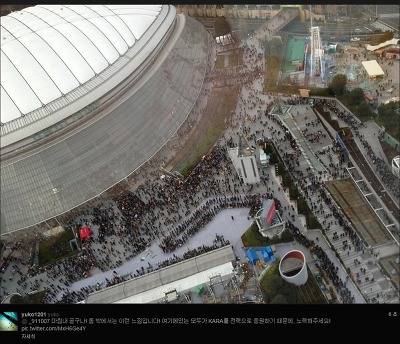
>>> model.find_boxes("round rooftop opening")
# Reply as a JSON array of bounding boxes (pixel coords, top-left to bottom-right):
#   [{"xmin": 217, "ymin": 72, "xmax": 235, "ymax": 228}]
[{"xmin": 278, "ymin": 250, "xmax": 308, "ymax": 286}]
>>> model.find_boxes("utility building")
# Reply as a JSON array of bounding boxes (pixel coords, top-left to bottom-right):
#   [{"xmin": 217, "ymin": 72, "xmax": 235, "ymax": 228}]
[{"xmin": 228, "ymin": 137, "xmax": 260, "ymax": 184}]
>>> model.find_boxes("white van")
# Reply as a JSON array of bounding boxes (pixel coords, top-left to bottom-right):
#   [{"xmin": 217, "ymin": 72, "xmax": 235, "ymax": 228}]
[{"xmin": 259, "ymin": 149, "xmax": 269, "ymax": 166}]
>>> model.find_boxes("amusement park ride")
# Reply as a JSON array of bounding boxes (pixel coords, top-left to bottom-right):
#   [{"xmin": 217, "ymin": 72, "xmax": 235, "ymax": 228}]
[{"xmin": 309, "ymin": 5, "xmax": 325, "ymax": 86}]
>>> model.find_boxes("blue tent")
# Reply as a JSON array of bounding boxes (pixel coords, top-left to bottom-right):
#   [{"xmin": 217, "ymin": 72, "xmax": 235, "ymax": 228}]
[
  {"xmin": 261, "ymin": 250, "xmax": 270, "ymax": 262},
  {"xmin": 246, "ymin": 248, "xmax": 259, "ymax": 264},
  {"xmin": 265, "ymin": 246, "xmax": 273, "ymax": 255}
]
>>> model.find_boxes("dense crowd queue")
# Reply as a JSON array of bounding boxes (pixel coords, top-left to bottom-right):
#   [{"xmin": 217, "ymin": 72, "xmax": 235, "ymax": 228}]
[{"xmin": 316, "ymin": 98, "xmax": 399, "ymax": 202}]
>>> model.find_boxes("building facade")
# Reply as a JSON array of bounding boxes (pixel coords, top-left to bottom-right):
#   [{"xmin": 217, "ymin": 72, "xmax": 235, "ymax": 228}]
[{"xmin": 228, "ymin": 138, "xmax": 260, "ymax": 185}]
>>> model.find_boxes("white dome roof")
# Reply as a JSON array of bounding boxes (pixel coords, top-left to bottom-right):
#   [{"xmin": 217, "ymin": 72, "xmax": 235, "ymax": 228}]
[{"xmin": 0, "ymin": 5, "xmax": 162, "ymax": 123}]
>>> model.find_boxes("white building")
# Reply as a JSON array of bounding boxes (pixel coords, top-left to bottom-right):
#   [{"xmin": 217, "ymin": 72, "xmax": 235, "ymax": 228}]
[
  {"xmin": 228, "ymin": 138, "xmax": 260, "ymax": 184},
  {"xmin": 259, "ymin": 148, "xmax": 269, "ymax": 167},
  {"xmin": 361, "ymin": 60, "xmax": 385, "ymax": 78},
  {"xmin": 392, "ymin": 156, "xmax": 400, "ymax": 178}
]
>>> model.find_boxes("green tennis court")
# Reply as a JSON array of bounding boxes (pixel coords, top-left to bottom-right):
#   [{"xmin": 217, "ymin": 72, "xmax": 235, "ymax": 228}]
[{"xmin": 283, "ymin": 36, "xmax": 306, "ymax": 73}]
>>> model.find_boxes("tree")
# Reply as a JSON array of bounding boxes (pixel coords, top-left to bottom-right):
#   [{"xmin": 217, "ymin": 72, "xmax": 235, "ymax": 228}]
[
  {"xmin": 356, "ymin": 102, "xmax": 373, "ymax": 119},
  {"xmin": 214, "ymin": 16, "xmax": 231, "ymax": 38},
  {"xmin": 310, "ymin": 87, "xmax": 333, "ymax": 97},
  {"xmin": 280, "ymin": 229, "xmax": 294, "ymax": 243},
  {"xmin": 378, "ymin": 101, "xmax": 400, "ymax": 140},
  {"xmin": 348, "ymin": 88, "xmax": 364, "ymax": 105},
  {"xmin": 261, "ymin": 274, "xmax": 284, "ymax": 303},
  {"xmin": 329, "ymin": 74, "xmax": 347, "ymax": 96},
  {"xmin": 271, "ymin": 294, "xmax": 288, "ymax": 304}
]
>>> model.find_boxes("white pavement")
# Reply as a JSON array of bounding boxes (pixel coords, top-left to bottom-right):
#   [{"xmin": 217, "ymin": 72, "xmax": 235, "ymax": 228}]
[{"xmin": 57, "ymin": 208, "xmax": 252, "ymax": 298}]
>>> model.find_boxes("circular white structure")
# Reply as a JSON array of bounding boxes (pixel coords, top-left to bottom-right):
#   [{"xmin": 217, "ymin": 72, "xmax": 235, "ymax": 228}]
[
  {"xmin": 0, "ymin": 5, "xmax": 214, "ymax": 235},
  {"xmin": 1, "ymin": 293, "xmax": 22, "ymax": 304},
  {"xmin": 278, "ymin": 249, "xmax": 308, "ymax": 286}
]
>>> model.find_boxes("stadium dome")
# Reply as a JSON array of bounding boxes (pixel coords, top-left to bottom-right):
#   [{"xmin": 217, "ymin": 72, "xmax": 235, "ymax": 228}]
[
  {"xmin": 0, "ymin": 5, "xmax": 214, "ymax": 234},
  {"xmin": 1, "ymin": 5, "xmax": 171, "ymax": 143},
  {"xmin": 1, "ymin": 5, "xmax": 164, "ymax": 120}
]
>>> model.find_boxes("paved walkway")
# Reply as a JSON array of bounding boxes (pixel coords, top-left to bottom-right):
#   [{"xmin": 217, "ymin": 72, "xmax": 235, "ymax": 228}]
[
  {"xmin": 306, "ymin": 229, "xmax": 366, "ymax": 304},
  {"xmin": 357, "ymin": 121, "xmax": 388, "ymax": 165},
  {"xmin": 57, "ymin": 208, "xmax": 252, "ymax": 298}
]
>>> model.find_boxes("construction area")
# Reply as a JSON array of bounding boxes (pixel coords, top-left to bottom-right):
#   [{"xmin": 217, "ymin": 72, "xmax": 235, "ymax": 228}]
[
  {"xmin": 86, "ymin": 245, "xmax": 264, "ymax": 304},
  {"xmin": 175, "ymin": 262, "xmax": 263, "ymax": 304},
  {"xmin": 325, "ymin": 178, "xmax": 393, "ymax": 247}
]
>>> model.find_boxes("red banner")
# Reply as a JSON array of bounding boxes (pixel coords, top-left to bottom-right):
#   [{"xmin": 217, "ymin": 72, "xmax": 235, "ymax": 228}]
[{"xmin": 265, "ymin": 200, "xmax": 276, "ymax": 225}]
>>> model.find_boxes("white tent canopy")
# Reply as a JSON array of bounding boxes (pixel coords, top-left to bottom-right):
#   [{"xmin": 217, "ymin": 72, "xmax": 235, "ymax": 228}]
[
  {"xmin": 361, "ymin": 60, "xmax": 385, "ymax": 78},
  {"xmin": 0, "ymin": 5, "xmax": 162, "ymax": 123},
  {"xmin": 365, "ymin": 38, "xmax": 399, "ymax": 52}
]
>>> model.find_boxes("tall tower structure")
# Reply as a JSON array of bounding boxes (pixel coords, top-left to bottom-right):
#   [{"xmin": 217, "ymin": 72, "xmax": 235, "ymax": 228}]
[{"xmin": 309, "ymin": 5, "xmax": 324, "ymax": 86}]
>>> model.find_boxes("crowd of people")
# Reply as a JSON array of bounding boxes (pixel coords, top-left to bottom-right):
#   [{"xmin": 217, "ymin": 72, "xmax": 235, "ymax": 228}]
[
  {"xmin": 287, "ymin": 221, "xmax": 355, "ymax": 303},
  {"xmin": 160, "ymin": 194, "xmax": 260, "ymax": 253},
  {"xmin": 2, "ymin": 10, "xmax": 396, "ymax": 306},
  {"xmin": 316, "ymin": 98, "xmax": 399, "ymax": 202},
  {"xmin": 44, "ymin": 238, "xmax": 232, "ymax": 304}
]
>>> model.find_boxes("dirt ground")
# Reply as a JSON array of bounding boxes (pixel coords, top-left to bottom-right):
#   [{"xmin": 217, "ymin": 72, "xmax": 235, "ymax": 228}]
[
  {"xmin": 167, "ymin": 85, "xmax": 240, "ymax": 176},
  {"xmin": 325, "ymin": 178, "xmax": 392, "ymax": 246}
]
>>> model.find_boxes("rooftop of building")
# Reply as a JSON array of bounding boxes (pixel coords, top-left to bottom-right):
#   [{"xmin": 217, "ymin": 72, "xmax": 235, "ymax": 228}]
[
  {"xmin": 238, "ymin": 136, "xmax": 255, "ymax": 157},
  {"xmin": 86, "ymin": 245, "xmax": 236, "ymax": 304}
]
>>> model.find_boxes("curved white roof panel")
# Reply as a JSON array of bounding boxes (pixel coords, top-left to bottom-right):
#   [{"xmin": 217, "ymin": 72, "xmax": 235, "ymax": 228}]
[
  {"xmin": 0, "ymin": 13, "xmax": 212, "ymax": 235},
  {"xmin": 0, "ymin": 5, "xmax": 162, "ymax": 123}
]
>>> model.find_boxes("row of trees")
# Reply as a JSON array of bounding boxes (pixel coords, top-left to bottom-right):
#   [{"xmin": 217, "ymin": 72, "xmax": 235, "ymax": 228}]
[
  {"xmin": 311, "ymin": 74, "xmax": 376, "ymax": 121},
  {"xmin": 241, "ymin": 221, "xmax": 294, "ymax": 247},
  {"xmin": 260, "ymin": 263, "xmax": 298, "ymax": 303},
  {"xmin": 377, "ymin": 101, "xmax": 400, "ymax": 141}
]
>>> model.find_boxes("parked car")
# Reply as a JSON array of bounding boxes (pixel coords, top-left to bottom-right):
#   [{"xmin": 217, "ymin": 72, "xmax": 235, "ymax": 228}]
[{"xmin": 350, "ymin": 37, "xmax": 360, "ymax": 42}]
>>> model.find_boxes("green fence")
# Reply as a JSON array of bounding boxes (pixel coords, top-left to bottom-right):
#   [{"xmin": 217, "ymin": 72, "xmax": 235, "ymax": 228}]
[{"xmin": 383, "ymin": 131, "xmax": 400, "ymax": 152}]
